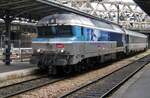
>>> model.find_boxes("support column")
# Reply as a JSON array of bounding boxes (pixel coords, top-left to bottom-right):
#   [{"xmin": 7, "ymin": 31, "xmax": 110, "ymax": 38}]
[
  {"xmin": 117, "ymin": 4, "xmax": 120, "ymax": 25},
  {"xmin": 3, "ymin": 10, "xmax": 13, "ymax": 65},
  {"xmin": 5, "ymin": 17, "xmax": 11, "ymax": 39}
]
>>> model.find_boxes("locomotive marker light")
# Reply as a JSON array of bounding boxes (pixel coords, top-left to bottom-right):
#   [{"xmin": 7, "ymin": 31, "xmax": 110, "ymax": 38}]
[
  {"xmin": 37, "ymin": 49, "xmax": 41, "ymax": 53},
  {"xmin": 60, "ymin": 49, "xmax": 64, "ymax": 53}
]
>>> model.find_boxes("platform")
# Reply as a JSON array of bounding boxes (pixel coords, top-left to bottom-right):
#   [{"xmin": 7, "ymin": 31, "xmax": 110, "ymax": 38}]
[
  {"xmin": 0, "ymin": 61, "xmax": 38, "ymax": 82},
  {"xmin": 111, "ymin": 63, "xmax": 150, "ymax": 98}
]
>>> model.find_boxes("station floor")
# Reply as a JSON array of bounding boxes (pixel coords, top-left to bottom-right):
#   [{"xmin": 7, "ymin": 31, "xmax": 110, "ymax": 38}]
[
  {"xmin": 0, "ymin": 61, "xmax": 36, "ymax": 73},
  {"xmin": 111, "ymin": 63, "xmax": 150, "ymax": 98},
  {"xmin": 0, "ymin": 61, "xmax": 37, "ymax": 82}
]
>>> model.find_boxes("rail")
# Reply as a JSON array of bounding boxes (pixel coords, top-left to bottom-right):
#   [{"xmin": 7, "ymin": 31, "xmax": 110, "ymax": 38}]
[
  {"xmin": 60, "ymin": 54, "xmax": 150, "ymax": 98},
  {"xmin": 0, "ymin": 75, "xmax": 66, "ymax": 98}
]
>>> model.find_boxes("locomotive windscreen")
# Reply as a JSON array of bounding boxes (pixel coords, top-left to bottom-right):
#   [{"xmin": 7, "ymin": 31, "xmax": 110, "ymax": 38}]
[{"xmin": 37, "ymin": 25, "xmax": 73, "ymax": 38}]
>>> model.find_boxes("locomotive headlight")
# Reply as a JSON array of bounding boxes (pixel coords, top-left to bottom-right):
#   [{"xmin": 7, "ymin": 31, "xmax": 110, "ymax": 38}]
[
  {"xmin": 37, "ymin": 49, "xmax": 41, "ymax": 53},
  {"xmin": 60, "ymin": 49, "xmax": 64, "ymax": 53}
]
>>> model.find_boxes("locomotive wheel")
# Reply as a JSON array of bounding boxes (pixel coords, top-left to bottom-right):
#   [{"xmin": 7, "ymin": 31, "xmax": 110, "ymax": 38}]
[
  {"xmin": 84, "ymin": 59, "xmax": 93, "ymax": 70},
  {"xmin": 75, "ymin": 63, "xmax": 86, "ymax": 73},
  {"xmin": 63, "ymin": 66, "xmax": 72, "ymax": 74},
  {"xmin": 48, "ymin": 66, "xmax": 57, "ymax": 75},
  {"xmin": 38, "ymin": 61, "xmax": 48, "ymax": 71},
  {"xmin": 86, "ymin": 59, "xmax": 93, "ymax": 69},
  {"xmin": 80, "ymin": 61, "xmax": 88, "ymax": 71},
  {"xmin": 74, "ymin": 65, "xmax": 82, "ymax": 73}
]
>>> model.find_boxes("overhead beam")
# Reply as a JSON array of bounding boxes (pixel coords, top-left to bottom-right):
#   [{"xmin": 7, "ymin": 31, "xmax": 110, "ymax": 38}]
[
  {"xmin": 10, "ymin": 3, "xmax": 39, "ymax": 10},
  {"xmin": 0, "ymin": 0, "xmax": 31, "ymax": 8},
  {"xmin": 15, "ymin": 6, "xmax": 50, "ymax": 17}
]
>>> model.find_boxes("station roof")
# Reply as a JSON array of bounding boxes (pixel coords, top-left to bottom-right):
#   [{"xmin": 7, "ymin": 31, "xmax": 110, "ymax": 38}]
[
  {"xmin": 0, "ymin": 0, "xmax": 119, "ymax": 25},
  {"xmin": 0, "ymin": 0, "xmax": 80, "ymax": 20},
  {"xmin": 134, "ymin": 0, "xmax": 150, "ymax": 16}
]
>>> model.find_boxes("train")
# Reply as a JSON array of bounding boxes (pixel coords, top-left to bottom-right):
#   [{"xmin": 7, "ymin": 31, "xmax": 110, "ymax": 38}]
[{"xmin": 30, "ymin": 12, "xmax": 148, "ymax": 75}]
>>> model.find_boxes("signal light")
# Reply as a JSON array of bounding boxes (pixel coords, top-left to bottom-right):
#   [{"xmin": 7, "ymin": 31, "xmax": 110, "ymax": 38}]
[{"xmin": 56, "ymin": 44, "xmax": 64, "ymax": 48}]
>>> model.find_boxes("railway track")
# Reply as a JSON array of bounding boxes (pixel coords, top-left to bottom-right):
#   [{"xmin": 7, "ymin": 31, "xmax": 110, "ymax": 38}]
[
  {"xmin": 0, "ymin": 75, "xmax": 65, "ymax": 98},
  {"xmin": 0, "ymin": 53, "xmax": 149, "ymax": 98},
  {"xmin": 60, "ymin": 54, "xmax": 150, "ymax": 98}
]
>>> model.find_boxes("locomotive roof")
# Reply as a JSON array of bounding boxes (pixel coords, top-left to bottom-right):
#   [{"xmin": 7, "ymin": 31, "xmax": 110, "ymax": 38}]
[
  {"xmin": 37, "ymin": 13, "xmax": 115, "ymax": 30},
  {"xmin": 37, "ymin": 13, "xmax": 146, "ymax": 37}
]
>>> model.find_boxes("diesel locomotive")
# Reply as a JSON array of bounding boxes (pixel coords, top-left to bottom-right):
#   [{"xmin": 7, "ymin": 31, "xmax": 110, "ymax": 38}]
[{"xmin": 30, "ymin": 13, "xmax": 148, "ymax": 75}]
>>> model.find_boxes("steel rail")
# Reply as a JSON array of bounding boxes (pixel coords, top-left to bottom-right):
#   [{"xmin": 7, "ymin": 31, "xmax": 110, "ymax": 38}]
[
  {"xmin": 0, "ymin": 75, "xmax": 66, "ymax": 98},
  {"xmin": 0, "ymin": 74, "xmax": 47, "ymax": 89},
  {"xmin": 60, "ymin": 54, "xmax": 150, "ymax": 98},
  {"xmin": 101, "ymin": 61, "xmax": 148, "ymax": 98}
]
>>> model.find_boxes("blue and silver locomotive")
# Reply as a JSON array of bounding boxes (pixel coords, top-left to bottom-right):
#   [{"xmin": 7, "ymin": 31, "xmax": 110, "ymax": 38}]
[{"xmin": 30, "ymin": 13, "xmax": 148, "ymax": 75}]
